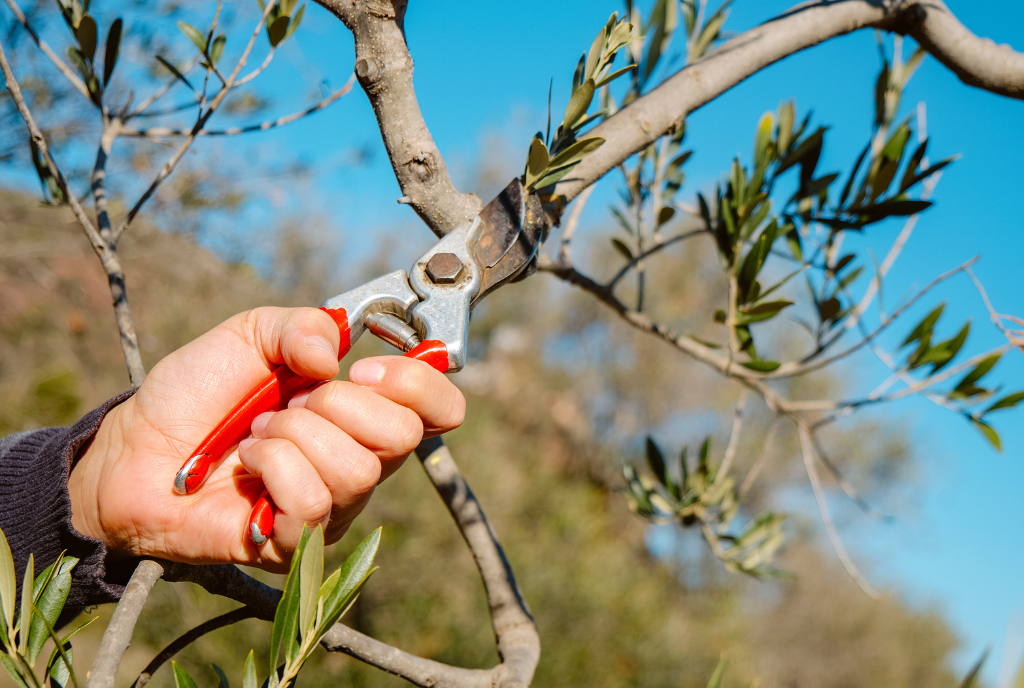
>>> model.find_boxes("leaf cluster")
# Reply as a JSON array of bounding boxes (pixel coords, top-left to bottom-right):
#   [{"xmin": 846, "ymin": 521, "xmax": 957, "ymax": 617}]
[
  {"xmin": 622, "ymin": 436, "xmax": 785, "ymax": 576},
  {"xmin": 0, "ymin": 526, "xmax": 90, "ymax": 688},
  {"xmin": 55, "ymin": 0, "xmax": 123, "ymax": 105},
  {"xmin": 254, "ymin": 0, "xmax": 306, "ymax": 48},
  {"xmin": 898, "ymin": 305, "xmax": 1024, "ymax": 451},
  {"xmin": 523, "ymin": 12, "xmax": 637, "ymax": 191}
]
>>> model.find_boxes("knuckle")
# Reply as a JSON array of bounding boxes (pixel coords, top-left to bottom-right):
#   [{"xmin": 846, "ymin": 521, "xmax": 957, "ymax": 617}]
[
  {"xmin": 298, "ymin": 485, "xmax": 333, "ymax": 524},
  {"xmin": 392, "ymin": 408, "xmax": 423, "ymax": 452},
  {"xmin": 346, "ymin": 449, "xmax": 382, "ymax": 495}
]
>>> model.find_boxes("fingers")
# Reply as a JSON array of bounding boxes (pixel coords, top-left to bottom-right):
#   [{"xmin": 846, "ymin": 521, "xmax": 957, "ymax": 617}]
[
  {"xmin": 245, "ymin": 407, "xmax": 382, "ymax": 545},
  {"xmin": 346, "ymin": 356, "xmax": 466, "ymax": 435}
]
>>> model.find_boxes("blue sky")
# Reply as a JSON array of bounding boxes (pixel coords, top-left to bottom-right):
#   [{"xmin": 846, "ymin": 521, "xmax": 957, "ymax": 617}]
[{"xmin": 3, "ymin": 0, "xmax": 1023, "ymax": 683}]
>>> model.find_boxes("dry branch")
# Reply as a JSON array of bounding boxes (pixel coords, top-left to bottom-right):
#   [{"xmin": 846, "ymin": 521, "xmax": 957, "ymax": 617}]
[{"xmin": 312, "ymin": 0, "xmax": 482, "ymax": 236}]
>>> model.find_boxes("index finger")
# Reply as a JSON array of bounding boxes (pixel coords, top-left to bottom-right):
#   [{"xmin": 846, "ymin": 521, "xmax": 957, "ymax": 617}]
[{"xmin": 341, "ymin": 356, "xmax": 466, "ymax": 436}]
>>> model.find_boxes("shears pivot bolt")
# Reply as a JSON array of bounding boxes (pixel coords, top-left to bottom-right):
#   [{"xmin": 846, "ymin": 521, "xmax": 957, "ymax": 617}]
[{"xmin": 425, "ymin": 252, "xmax": 464, "ymax": 284}]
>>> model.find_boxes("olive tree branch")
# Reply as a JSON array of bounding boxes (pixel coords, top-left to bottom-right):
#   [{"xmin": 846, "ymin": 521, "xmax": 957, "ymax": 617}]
[
  {"xmin": 798, "ymin": 423, "xmax": 881, "ymax": 599},
  {"xmin": 128, "ymin": 58, "xmax": 201, "ymax": 119},
  {"xmin": 311, "ymin": 0, "xmax": 482, "ymax": 237},
  {"xmin": 717, "ymin": 389, "xmax": 747, "ymax": 479},
  {"xmin": 2, "ymin": 0, "xmax": 90, "ymax": 99},
  {"xmin": 552, "ymin": 0, "xmax": 1024, "ymax": 207},
  {"xmin": 0, "ymin": 38, "xmax": 147, "ymax": 385},
  {"xmin": 86, "ymin": 559, "xmax": 165, "ymax": 688}
]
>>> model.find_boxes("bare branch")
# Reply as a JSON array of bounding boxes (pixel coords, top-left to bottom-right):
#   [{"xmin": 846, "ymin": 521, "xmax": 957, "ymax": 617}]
[
  {"xmin": 86, "ymin": 560, "xmax": 165, "ymax": 688},
  {"xmin": 809, "ymin": 434, "xmax": 893, "ymax": 523},
  {"xmin": 312, "ymin": 0, "xmax": 482, "ymax": 237},
  {"xmin": 120, "ymin": 75, "xmax": 355, "ymax": 139},
  {"xmin": 965, "ymin": 267, "xmax": 1024, "ymax": 353},
  {"xmin": 718, "ymin": 390, "xmax": 747, "ymax": 479},
  {"xmin": 798, "ymin": 425, "xmax": 881, "ymax": 599},
  {"xmin": 608, "ymin": 228, "xmax": 706, "ymax": 289},
  {"xmin": 739, "ymin": 418, "xmax": 777, "ymax": 498},
  {"xmin": 557, "ymin": 183, "xmax": 594, "ymax": 265},
  {"xmin": 133, "ymin": 608, "xmax": 256, "ymax": 688},
  {"xmin": 553, "ymin": 0, "xmax": 1024, "ymax": 205},
  {"xmin": 412, "ymin": 436, "xmax": 539, "ymax": 688},
  {"xmin": 129, "ymin": 58, "xmax": 201, "ymax": 119},
  {"xmin": 0, "ymin": 39, "xmax": 146, "ymax": 385},
  {"xmin": 3, "ymin": 0, "xmax": 90, "ymax": 100}
]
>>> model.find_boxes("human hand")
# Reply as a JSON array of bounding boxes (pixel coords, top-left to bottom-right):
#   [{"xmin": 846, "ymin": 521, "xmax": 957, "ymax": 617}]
[{"xmin": 67, "ymin": 307, "xmax": 465, "ymax": 571}]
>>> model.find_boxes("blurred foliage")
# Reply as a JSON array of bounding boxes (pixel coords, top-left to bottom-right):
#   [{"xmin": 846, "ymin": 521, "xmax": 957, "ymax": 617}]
[{"xmin": 0, "ymin": 186, "xmax": 963, "ymax": 688}]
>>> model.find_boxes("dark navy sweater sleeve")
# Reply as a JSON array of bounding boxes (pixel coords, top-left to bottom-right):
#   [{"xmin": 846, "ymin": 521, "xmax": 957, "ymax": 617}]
[{"xmin": 0, "ymin": 392, "xmax": 138, "ymax": 627}]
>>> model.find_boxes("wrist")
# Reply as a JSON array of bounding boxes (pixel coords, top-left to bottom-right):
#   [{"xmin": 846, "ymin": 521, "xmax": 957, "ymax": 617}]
[{"xmin": 68, "ymin": 403, "xmax": 126, "ymax": 553}]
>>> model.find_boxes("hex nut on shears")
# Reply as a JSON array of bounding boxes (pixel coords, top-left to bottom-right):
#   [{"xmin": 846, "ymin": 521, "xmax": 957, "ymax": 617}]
[{"xmin": 425, "ymin": 252, "xmax": 463, "ymax": 284}]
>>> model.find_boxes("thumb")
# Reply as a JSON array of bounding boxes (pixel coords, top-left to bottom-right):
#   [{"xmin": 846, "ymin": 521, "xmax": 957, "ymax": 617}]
[{"xmin": 239, "ymin": 306, "xmax": 342, "ymax": 381}]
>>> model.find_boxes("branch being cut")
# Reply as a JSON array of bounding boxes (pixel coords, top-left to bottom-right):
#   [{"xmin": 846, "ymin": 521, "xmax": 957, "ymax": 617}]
[
  {"xmin": 312, "ymin": 0, "xmax": 482, "ymax": 237},
  {"xmin": 553, "ymin": 0, "xmax": 1024, "ymax": 205}
]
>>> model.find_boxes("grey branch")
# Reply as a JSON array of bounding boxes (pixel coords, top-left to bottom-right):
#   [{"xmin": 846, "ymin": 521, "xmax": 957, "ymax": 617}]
[
  {"xmin": 0, "ymin": 39, "xmax": 147, "ymax": 385},
  {"xmin": 120, "ymin": 75, "xmax": 355, "ymax": 139},
  {"xmin": 312, "ymin": 0, "xmax": 482, "ymax": 237},
  {"xmin": 3, "ymin": 0, "xmax": 90, "ymax": 100},
  {"xmin": 86, "ymin": 559, "xmax": 165, "ymax": 688},
  {"xmin": 553, "ymin": 0, "xmax": 1024, "ymax": 205}
]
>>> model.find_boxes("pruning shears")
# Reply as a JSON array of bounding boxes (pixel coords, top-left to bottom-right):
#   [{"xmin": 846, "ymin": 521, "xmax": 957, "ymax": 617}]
[{"xmin": 172, "ymin": 179, "xmax": 546, "ymax": 545}]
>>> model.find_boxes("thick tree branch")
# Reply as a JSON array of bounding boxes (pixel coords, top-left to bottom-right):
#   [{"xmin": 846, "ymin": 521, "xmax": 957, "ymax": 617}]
[
  {"xmin": 906, "ymin": 0, "xmax": 1024, "ymax": 99},
  {"xmin": 312, "ymin": 0, "xmax": 481, "ymax": 236},
  {"xmin": 554, "ymin": 0, "xmax": 1023, "ymax": 205}
]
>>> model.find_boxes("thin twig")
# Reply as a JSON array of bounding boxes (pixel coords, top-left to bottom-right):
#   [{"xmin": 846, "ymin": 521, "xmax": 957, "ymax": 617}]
[
  {"xmin": 558, "ymin": 183, "xmax": 594, "ymax": 265},
  {"xmin": 235, "ymin": 48, "xmax": 276, "ymax": 85},
  {"xmin": 739, "ymin": 418, "xmax": 777, "ymax": 498},
  {"xmin": 129, "ymin": 58, "xmax": 201, "ymax": 119},
  {"xmin": 809, "ymin": 434, "xmax": 892, "ymax": 523},
  {"xmin": 3, "ymin": 0, "xmax": 90, "ymax": 99},
  {"xmin": 0, "ymin": 39, "xmax": 146, "ymax": 385},
  {"xmin": 120, "ymin": 75, "xmax": 355, "ymax": 139},
  {"xmin": 607, "ymin": 228, "xmax": 706, "ymax": 288},
  {"xmin": 798, "ymin": 425, "xmax": 880, "ymax": 599},
  {"xmin": 717, "ymin": 389, "xmax": 747, "ymax": 479},
  {"xmin": 965, "ymin": 267, "xmax": 1024, "ymax": 353},
  {"xmin": 133, "ymin": 607, "xmax": 257, "ymax": 688}
]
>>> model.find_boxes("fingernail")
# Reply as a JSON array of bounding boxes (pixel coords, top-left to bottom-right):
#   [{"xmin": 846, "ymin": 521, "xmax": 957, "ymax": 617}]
[
  {"xmin": 349, "ymin": 359, "xmax": 385, "ymax": 386},
  {"xmin": 238, "ymin": 437, "xmax": 259, "ymax": 452},
  {"xmin": 304, "ymin": 335, "xmax": 336, "ymax": 358},
  {"xmin": 288, "ymin": 390, "xmax": 312, "ymax": 409},
  {"xmin": 251, "ymin": 411, "xmax": 275, "ymax": 436}
]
